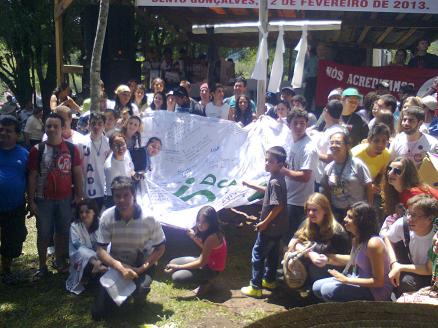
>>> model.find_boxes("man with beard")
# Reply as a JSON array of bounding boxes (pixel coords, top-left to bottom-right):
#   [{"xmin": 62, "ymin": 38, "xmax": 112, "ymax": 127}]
[{"xmin": 389, "ymin": 106, "xmax": 438, "ymax": 167}]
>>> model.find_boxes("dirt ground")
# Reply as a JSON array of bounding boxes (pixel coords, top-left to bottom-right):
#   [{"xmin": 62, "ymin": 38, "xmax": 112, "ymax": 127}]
[{"xmin": 161, "ymin": 205, "xmax": 319, "ymax": 327}]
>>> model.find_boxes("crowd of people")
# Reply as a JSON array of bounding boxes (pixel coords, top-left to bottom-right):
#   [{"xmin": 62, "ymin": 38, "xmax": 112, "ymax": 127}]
[{"xmin": 1, "ymin": 65, "xmax": 438, "ymax": 321}]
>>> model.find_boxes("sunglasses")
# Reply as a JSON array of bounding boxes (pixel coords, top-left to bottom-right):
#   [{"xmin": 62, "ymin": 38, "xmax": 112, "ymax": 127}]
[{"xmin": 387, "ymin": 166, "xmax": 402, "ymax": 175}]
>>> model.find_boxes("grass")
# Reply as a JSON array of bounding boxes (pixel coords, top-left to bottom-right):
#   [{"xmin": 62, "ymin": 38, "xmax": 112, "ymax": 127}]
[{"xmin": 0, "ymin": 206, "xmax": 293, "ymax": 328}]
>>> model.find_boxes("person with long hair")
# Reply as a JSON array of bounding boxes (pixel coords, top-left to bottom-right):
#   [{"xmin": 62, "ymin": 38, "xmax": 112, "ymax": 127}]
[
  {"xmin": 288, "ymin": 193, "xmax": 349, "ymax": 285},
  {"xmin": 165, "ymin": 206, "xmax": 227, "ymax": 297},
  {"xmin": 275, "ymin": 100, "xmax": 291, "ymax": 123},
  {"xmin": 66, "ymin": 199, "xmax": 107, "ymax": 295},
  {"xmin": 151, "ymin": 77, "xmax": 165, "ymax": 94},
  {"xmin": 382, "ymin": 157, "xmax": 438, "ymax": 216},
  {"xmin": 133, "ymin": 85, "xmax": 149, "ymax": 114},
  {"xmin": 312, "ymin": 202, "xmax": 392, "ymax": 302},
  {"xmin": 50, "ymin": 82, "xmax": 80, "ymax": 113},
  {"xmin": 121, "ymin": 115, "xmax": 143, "ymax": 151},
  {"xmin": 150, "ymin": 91, "xmax": 167, "ymax": 111},
  {"xmin": 234, "ymin": 94, "xmax": 255, "ymax": 127},
  {"xmin": 113, "ymin": 84, "xmax": 139, "ymax": 117}
]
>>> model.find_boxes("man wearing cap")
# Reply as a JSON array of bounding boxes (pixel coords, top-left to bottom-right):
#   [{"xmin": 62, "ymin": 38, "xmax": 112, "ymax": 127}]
[
  {"xmin": 0, "ymin": 115, "xmax": 29, "ymax": 284},
  {"xmin": 225, "ymin": 76, "xmax": 256, "ymax": 113},
  {"xmin": 174, "ymin": 86, "xmax": 203, "ymax": 116},
  {"xmin": 420, "ymin": 95, "xmax": 438, "ymax": 135},
  {"xmin": 166, "ymin": 90, "xmax": 176, "ymax": 112},
  {"xmin": 340, "ymin": 87, "xmax": 369, "ymax": 147},
  {"xmin": 280, "ymin": 87, "xmax": 295, "ymax": 107}
]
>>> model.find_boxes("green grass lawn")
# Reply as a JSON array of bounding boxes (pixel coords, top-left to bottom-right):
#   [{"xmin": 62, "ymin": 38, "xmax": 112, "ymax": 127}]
[{"xmin": 0, "ymin": 207, "xmax": 295, "ymax": 328}]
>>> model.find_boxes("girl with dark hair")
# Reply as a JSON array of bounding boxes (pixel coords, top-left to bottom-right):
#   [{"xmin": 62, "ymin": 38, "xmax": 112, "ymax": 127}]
[
  {"xmin": 145, "ymin": 137, "xmax": 162, "ymax": 172},
  {"xmin": 50, "ymin": 82, "xmax": 80, "ymax": 113},
  {"xmin": 133, "ymin": 84, "xmax": 149, "ymax": 114},
  {"xmin": 165, "ymin": 206, "xmax": 227, "ymax": 296},
  {"xmin": 66, "ymin": 199, "xmax": 107, "ymax": 295},
  {"xmin": 312, "ymin": 202, "xmax": 392, "ymax": 302},
  {"xmin": 150, "ymin": 91, "xmax": 167, "ymax": 111},
  {"xmin": 275, "ymin": 100, "xmax": 291, "ymax": 123},
  {"xmin": 235, "ymin": 94, "xmax": 255, "ymax": 127}
]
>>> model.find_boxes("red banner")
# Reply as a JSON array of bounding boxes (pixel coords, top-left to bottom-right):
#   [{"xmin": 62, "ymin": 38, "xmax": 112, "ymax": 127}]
[{"xmin": 315, "ymin": 60, "xmax": 438, "ymax": 106}]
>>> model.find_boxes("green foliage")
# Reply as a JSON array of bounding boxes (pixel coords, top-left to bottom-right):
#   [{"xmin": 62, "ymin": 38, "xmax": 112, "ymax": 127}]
[
  {"xmin": 428, "ymin": 41, "xmax": 438, "ymax": 56},
  {"xmin": 0, "ymin": 1, "xmax": 56, "ymax": 106}
]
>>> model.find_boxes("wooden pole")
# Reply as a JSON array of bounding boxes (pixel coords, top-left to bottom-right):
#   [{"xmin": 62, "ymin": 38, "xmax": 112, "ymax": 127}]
[
  {"xmin": 256, "ymin": 0, "xmax": 268, "ymax": 117},
  {"xmin": 54, "ymin": 0, "xmax": 63, "ymax": 85}
]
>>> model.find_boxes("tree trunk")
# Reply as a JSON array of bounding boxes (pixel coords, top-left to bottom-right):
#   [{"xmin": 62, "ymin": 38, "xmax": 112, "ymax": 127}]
[{"xmin": 90, "ymin": 0, "xmax": 109, "ymax": 112}]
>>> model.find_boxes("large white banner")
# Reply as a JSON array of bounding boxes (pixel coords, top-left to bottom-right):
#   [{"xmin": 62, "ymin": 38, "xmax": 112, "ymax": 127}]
[
  {"xmin": 138, "ymin": 111, "xmax": 291, "ymax": 230},
  {"xmin": 136, "ymin": 0, "xmax": 438, "ymax": 14}
]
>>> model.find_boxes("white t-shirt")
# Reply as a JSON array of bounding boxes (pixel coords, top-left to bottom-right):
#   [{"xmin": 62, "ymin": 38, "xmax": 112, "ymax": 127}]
[
  {"xmin": 205, "ymin": 102, "xmax": 230, "ymax": 120},
  {"xmin": 82, "ymin": 134, "xmax": 111, "ymax": 199},
  {"xmin": 384, "ymin": 217, "xmax": 434, "ymax": 265},
  {"xmin": 103, "ymin": 152, "xmax": 134, "ymax": 196},
  {"xmin": 24, "ymin": 115, "xmax": 44, "ymax": 140},
  {"xmin": 315, "ymin": 124, "xmax": 345, "ymax": 183},
  {"xmin": 389, "ymin": 132, "xmax": 438, "ymax": 167},
  {"xmin": 286, "ymin": 134, "xmax": 318, "ymax": 206}
]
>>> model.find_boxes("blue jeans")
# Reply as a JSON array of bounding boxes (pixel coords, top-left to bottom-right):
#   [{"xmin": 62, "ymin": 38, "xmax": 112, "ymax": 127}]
[
  {"xmin": 250, "ymin": 233, "xmax": 280, "ymax": 289},
  {"xmin": 312, "ymin": 276, "xmax": 374, "ymax": 302}
]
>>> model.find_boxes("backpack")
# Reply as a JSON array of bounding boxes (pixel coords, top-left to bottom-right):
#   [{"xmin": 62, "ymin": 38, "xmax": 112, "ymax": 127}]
[
  {"xmin": 37, "ymin": 141, "xmax": 75, "ymax": 175},
  {"xmin": 392, "ymin": 216, "xmax": 412, "ymax": 264}
]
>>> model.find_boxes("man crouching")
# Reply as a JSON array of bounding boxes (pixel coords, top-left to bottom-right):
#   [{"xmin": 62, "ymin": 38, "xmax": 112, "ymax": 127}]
[{"xmin": 92, "ymin": 176, "xmax": 166, "ymax": 320}]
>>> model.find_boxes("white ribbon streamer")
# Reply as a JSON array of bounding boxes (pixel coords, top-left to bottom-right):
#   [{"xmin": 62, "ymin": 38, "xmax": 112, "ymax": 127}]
[
  {"xmin": 251, "ymin": 26, "xmax": 269, "ymax": 81},
  {"xmin": 267, "ymin": 26, "xmax": 285, "ymax": 93},
  {"xmin": 291, "ymin": 26, "xmax": 308, "ymax": 89}
]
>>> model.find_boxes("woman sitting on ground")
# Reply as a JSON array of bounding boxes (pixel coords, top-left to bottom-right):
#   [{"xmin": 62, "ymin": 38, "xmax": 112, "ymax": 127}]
[
  {"xmin": 313, "ymin": 202, "xmax": 393, "ymax": 302},
  {"xmin": 288, "ymin": 193, "xmax": 350, "ymax": 286},
  {"xmin": 66, "ymin": 200, "xmax": 107, "ymax": 295},
  {"xmin": 165, "ymin": 206, "xmax": 227, "ymax": 297}
]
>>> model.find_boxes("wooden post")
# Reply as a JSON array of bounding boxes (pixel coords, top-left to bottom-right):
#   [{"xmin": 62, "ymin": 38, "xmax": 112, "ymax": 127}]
[
  {"xmin": 54, "ymin": 0, "xmax": 63, "ymax": 85},
  {"xmin": 256, "ymin": 0, "xmax": 268, "ymax": 117}
]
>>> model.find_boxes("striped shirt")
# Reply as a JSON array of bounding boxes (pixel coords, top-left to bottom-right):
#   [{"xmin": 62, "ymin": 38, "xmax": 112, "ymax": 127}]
[{"xmin": 96, "ymin": 204, "xmax": 165, "ymax": 266}]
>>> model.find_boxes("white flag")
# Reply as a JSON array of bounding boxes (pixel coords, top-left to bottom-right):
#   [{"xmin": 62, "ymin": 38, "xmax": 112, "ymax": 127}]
[
  {"xmin": 251, "ymin": 26, "xmax": 269, "ymax": 81},
  {"xmin": 291, "ymin": 26, "xmax": 308, "ymax": 89},
  {"xmin": 268, "ymin": 26, "xmax": 285, "ymax": 93}
]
